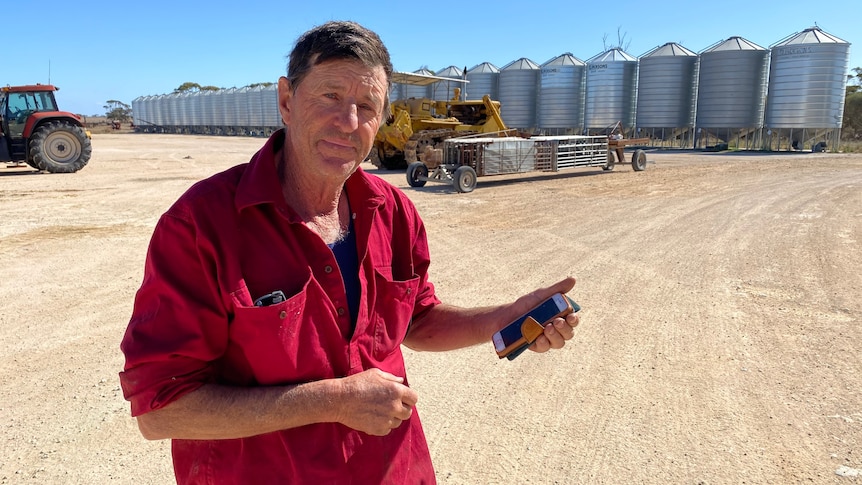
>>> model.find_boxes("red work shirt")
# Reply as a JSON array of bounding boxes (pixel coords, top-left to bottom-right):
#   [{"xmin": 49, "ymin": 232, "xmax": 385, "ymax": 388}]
[{"xmin": 119, "ymin": 129, "xmax": 440, "ymax": 484}]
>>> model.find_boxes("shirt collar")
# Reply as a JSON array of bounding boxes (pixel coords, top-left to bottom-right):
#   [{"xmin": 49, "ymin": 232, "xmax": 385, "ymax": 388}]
[{"xmin": 235, "ymin": 128, "xmax": 386, "ymax": 217}]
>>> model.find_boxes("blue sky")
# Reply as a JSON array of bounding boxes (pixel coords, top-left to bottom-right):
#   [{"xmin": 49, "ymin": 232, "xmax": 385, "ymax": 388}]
[{"xmin": 8, "ymin": 0, "xmax": 859, "ymax": 116}]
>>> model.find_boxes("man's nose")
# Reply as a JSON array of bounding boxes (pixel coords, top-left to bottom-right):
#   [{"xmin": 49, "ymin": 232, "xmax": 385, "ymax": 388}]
[{"xmin": 333, "ymin": 102, "xmax": 359, "ymax": 132}]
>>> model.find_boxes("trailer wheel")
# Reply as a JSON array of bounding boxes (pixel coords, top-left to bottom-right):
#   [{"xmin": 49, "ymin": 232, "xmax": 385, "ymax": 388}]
[
  {"xmin": 631, "ymin": 149, "xmax": 647, "ymax": 171},
  {"xmin": 406, "ymin": 162, "xmax": 428, "ymax": 187},
  {"xmin": 453, "ymin": 166, "xmax": 477, "ymax": 193},
  {"xmin": 603, "ymin": 150, "xmax": 615, "ymax": 171},
  {"xmin": 29, "ymin": 121, "xmax": 92, "ymax": 173}
]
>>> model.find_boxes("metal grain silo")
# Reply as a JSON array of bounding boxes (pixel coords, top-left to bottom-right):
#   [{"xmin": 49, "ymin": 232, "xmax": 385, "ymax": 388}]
[
  {"xmin": 764, "ymin": 26, "xmax": 850, "ymax": 150},
  {"xmin": 219, "ymin": 88, "xmax": 236, "ymax": 129},
  {"xmin": 178, "ymin": 92, "xmax": 189, "ymax": 129},
  {"xmin": 247, "ymin": 86, "xmax": 264, "ymax": 131},
  {"xmin": 538, "ymin": 53, "xmax": 586, "ymax": 132},
  {"xmin": 400, "ymin": 68, "xmax": 434, "ymax": 99},
  {"xmin": 389, "ymin": 83, "xmax": 401, "ymax": 104},
  {"xmin": 498, "ymin": 57, "xmax": 540, "ymax": 130},
  {"xmin": 187, "ymin": 92, "xmax": 202, "ymax": 130},
  {"xmin": 636, "ymin": 42, "xmax": 698, "ymax": 145},
  {"xmin": 150, "ymin": 94, "xmax": 164, "ymax": 127},
  {"xmin": 695, "ymin": 36, "xmax": 769, "ymax": 148},
  {"xmin": 465, "ymin": 62, "xmax": 500, "ymax": 100},
  {"xmin": 167, "ymin": 93, "xmax": 182, "ymax": 132},
  {"xmin": 696, "ymin": 36, "xmax": 769, "ymax": 138},
  {"xmin": 145, "ymin": 96, "xmax": 156, "ymax": 130},
  {"xmin": 131, "ymin": 96, "xmax": 144, "ymax": 129},
  {"xmin": 234, "ymin": 87, "xmax": 251, "ymax": 133},
  {"xmin": 433, "ymin": 66, "xmax": 464, "ymax": 101},
  {"xmin": 584, "ymin": 48, "xmax": 638, "ymax": 136},
  {"xmin": 200, "ymin": 90, "xmax": 214, "ymax": 131},
  {"xmin": 261, "ymin": 84, "xmax": 281, "ymax": 133}
]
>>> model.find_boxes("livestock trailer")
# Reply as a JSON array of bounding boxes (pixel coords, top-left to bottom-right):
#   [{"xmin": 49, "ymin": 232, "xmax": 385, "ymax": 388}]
[{"xmin": 405, "ymin": 134, "xmax": 648, "ymax": 192}]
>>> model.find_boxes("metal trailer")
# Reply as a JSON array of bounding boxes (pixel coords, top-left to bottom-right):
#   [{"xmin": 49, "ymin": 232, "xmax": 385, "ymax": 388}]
[{"xmin": 405, "ymin": 134, "xmax": 648, "ymax": 193}]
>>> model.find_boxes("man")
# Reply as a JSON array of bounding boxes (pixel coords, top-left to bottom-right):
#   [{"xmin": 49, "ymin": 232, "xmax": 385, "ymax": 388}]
[{"xmin": 120, "ymin": 20, "xmax": 579, "ymax": 484}]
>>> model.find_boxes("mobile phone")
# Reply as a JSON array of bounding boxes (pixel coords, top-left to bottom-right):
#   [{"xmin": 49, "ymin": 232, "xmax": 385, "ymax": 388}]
[
  {"xmin": 492, "ymin": 293, "xmax": 580, "ymax": 360},
  {"xmin": 254, "ymin": 290, "xmax": 286, "ymax": 307}
]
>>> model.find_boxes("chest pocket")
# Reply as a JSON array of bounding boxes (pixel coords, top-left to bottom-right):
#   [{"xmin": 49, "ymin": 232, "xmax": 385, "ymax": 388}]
[
  {"xmin": 371, "ymin": 268, "xmax": 419, "ymax": 360},
  {"xmin": 228, "ymin": 274, "xmax": 343, "ymax": 384}
]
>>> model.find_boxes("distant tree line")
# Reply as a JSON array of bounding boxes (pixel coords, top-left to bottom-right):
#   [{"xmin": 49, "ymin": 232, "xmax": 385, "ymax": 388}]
[{"xmin": 844, "ymin": 67, "xmax": 862, "ymax": 140}]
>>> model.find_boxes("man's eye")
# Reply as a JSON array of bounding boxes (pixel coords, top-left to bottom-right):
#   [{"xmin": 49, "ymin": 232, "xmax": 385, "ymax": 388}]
[{"xmin": 324, "ymin": 93, "xmax": 338, "ymax": 100}]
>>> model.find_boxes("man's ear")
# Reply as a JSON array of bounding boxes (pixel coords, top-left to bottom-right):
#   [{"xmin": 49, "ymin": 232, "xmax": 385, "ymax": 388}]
[{"xmin": 277, "ymin": 76, "xmax": 292, "ymax": 126}]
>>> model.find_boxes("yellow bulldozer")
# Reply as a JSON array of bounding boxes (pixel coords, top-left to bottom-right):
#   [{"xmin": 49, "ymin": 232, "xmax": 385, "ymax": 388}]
[{"xmin": 370, "ymin": 71, "xmax": 511, "ymax": 170}]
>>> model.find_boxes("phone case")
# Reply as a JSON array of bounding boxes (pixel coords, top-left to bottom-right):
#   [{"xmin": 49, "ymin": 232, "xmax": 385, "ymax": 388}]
[{"xmin": 493, "ymin": 293, "xmax": 580, "ymax": 360}]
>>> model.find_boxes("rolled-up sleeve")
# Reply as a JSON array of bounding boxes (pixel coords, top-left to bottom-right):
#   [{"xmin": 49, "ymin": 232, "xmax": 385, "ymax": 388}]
[
  {"xmin": 119, "ymin": 210, "xmax": 228, "ymax": 416},
  {"xmin": 409, "ymin": 211, "xmax": 440, "ymax": 321}
]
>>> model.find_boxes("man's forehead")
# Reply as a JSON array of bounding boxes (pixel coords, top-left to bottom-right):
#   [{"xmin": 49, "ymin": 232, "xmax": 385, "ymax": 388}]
[{"xmin": 312, "ymin": 59, "xmax": 387, "ymax": 82}]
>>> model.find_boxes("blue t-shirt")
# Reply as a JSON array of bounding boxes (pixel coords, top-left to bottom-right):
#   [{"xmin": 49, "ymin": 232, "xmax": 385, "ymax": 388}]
[{"xmin": 328, "ymin": 217, "xmax": 360, "ymax": 330}]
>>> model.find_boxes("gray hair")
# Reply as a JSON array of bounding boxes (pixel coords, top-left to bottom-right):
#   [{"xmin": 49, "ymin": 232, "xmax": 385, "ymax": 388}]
[{"xmin": 287, "ymin": 21, "xmax": 393, "ymax": 113}]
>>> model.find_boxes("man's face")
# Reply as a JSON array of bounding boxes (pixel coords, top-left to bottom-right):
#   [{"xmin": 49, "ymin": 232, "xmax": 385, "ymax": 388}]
[{"xmin": 278, "ymin": 59, "xmax": 387, "ymax": 181}]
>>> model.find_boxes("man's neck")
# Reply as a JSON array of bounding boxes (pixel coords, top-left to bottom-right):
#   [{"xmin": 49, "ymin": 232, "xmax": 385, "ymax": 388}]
[{"xmin": 278, "ymin": 149, "xmax": 351, "ymax": 244}]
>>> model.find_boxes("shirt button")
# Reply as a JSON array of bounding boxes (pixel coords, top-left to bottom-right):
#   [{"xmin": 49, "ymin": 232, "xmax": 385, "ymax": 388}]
[
  {"xmin": 406, "ymin": 288, "xmax": 412, "ymax": 295},
  {"xmin": 337, "ymin": 307, "xmax": 345, "ymax": 316},
  {"xmin": 279, "ymin": 311, "xmax": 287, "ymax": 319},
  {"xmin": 324, "ymin": 265, "xmax": 333, "ymax": 274}
]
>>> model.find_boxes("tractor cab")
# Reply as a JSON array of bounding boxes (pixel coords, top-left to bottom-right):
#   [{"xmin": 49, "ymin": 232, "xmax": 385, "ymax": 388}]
[{"xmin": 3, "ymin": 87, "xmax": 58, "ymax": 136}]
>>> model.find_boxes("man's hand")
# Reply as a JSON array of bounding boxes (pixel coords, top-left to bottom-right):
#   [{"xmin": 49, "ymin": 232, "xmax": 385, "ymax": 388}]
[
  {"xmin": 512, "ymin": 277, "xmax": 580, "ymax": 353},
  {"xmin": 334, "ymin": 369, "xmax": 418, "ymax": 436}
]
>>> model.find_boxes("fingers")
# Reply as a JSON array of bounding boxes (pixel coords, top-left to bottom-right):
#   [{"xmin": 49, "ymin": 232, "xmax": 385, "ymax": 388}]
[
  {"xmin": 372, "ymin": 368, "xmax": 405, "ymax": 384},
  {"xmin": 537, "ymin": 277, "xmax": 577, "ymax": 300},
  {"xmin": 368, "ymin": 369, "xmax": 418, "ymax": 408},
  {"xmin": 549, "ymin": 276, "xmax": 577, "ymax": 295},
  {"xmin": 522, "ymin": 277, "xmax": 578, "ymax": 310},
  {"xmin": 337, "ymin": 369, "xmax": 417, "ymax": 436},
  {"xmin": 531, "ymin": 312, "xmax": 580, "ymax": 353}
]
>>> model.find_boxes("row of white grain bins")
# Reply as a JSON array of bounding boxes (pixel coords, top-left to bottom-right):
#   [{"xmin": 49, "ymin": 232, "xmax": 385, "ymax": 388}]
[{"xmin": 131, "ymin": 26, "xmax": 851, "ymax": 152}]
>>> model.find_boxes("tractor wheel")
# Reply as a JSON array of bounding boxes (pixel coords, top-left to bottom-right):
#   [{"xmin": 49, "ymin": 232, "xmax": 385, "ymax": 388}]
[
  {"xmin": 631, "ymin": 149, "xmax": 647, "ymax": 171},
  {"xmin": 29, "ymin": 121, "xmax": 92, "ymax": 173},
  {"xmin": 406, "ymin": 162, "xmax": 428, "ymax": 188},
  {"xmin": 453, "ymin": 166, "xmax": 477, "ymax": 193}
]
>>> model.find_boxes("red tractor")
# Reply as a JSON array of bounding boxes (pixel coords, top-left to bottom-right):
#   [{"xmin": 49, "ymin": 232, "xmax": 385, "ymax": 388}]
[{"xmin": 0, "ymin": 84, "xmax": 92, "ymax": 173}]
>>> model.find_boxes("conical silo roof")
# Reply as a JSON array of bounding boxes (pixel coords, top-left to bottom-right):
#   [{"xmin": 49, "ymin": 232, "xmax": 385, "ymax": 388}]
[
  {"xmin": 435, "ymin": 65, "xmax": 463, "ymax": 77},
  {"xmin": 432, "ymin": 65, "xmax": 464, "ymax": 101},
  {"xmin": 587, "ymin": 48, "xmax": 637, "ymax": 63},
  {"xmin": 641, "ymin": 42, "xmax": 697, "ymax": 58},
  {"xmin": 467, "ymin": 62, "xmax": 500, "ymax": 74},
  {"xmin": 772, "ymin": 26, "xmax": 849, "ymax": 46},
  {"xmin": 502, "ymin": 57, "xmax": 541, "ymax": 71},
  {"xmin": 702, "ymin": 36, "xmax": 767, "ymax": 53},
  {"xmin": 543, "ymin": 52, "xmax": 586, "ymax": 67}
]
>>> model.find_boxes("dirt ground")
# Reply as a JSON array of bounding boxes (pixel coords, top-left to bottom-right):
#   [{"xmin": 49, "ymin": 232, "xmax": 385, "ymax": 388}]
[{"xmin": 1, "ymin": 134, "xmax": 860, "ymax": 484}]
